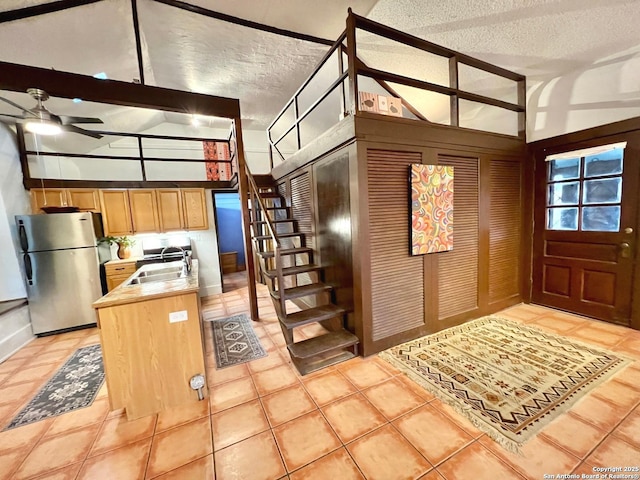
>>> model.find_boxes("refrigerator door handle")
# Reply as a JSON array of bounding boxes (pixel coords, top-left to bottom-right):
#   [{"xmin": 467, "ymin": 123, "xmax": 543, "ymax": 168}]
[
  {"xmin": 18, "ymin": 221, "xmax": 28, "ymax": 252},
  {"xmin": 24, "ymin": 253, "xmax": 33, "ymax": 286}
]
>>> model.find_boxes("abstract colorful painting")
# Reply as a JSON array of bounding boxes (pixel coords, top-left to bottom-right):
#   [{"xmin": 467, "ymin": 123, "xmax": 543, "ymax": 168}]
[{"xmin": 411, "ymin": 164, "xmax": 454, "ymax": 255}]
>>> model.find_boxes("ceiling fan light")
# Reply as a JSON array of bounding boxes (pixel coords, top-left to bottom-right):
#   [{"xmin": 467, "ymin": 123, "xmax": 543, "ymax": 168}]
[{"xmin": 24, "ymin": 120, "xmax": 62, "ymax": 136}]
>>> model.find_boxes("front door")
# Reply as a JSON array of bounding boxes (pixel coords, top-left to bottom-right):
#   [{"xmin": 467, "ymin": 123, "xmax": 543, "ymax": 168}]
[{"xmin": 532, "ymin": 139, "xmax": 638, "ymax": 326}]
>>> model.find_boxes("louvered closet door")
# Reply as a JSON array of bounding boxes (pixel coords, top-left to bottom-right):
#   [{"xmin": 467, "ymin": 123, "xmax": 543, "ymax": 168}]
[
  {"xmin": 489, "ymin": 160, "xmax": 522, "ymax": 304},
  {"xmin": 438, "ymin": 156, "xmax": 479, "ymax": 320},
  {"xmin": 368, "ymin": 150, "xmax": 425, "ymax": 341}
]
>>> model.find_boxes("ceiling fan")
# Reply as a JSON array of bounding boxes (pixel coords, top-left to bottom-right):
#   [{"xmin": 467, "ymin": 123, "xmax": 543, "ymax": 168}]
[{"xmin": 0, "ymin": 88, "xmax": 103, "ymax": 139}]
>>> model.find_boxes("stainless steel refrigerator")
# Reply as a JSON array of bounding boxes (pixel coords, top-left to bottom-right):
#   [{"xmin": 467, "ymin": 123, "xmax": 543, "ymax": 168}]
[{"xmin": 16, "ymin": 212, "xmax": 103, "ymax": 335}]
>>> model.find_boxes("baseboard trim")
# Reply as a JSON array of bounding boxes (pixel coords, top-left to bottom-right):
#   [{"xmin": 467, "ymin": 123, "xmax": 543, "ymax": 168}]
[
  {"xmin": 200, "ymin": 284, "xmax": 222, "ymax": 297},
  {"xmin": 0, "ymin": 322, "xmax": 35, "ymax": 363}
]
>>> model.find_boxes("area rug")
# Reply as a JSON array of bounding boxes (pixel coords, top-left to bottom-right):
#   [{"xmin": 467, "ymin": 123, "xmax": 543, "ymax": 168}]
[
  {"xmin": 5, "ymin": 344, "xmax": 105, "ymax": 430},
  {"xmin": 379, "ymin": 316, "xmax": 631, "ymax": 452},
  {"xmin": 207, "ymin": 313, "xmax": 267, "ymax": 369}
]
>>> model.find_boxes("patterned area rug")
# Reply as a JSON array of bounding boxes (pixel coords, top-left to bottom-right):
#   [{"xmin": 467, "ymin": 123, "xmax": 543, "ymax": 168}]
[
  {"xmin": 207, "ymin": 313, "xmax": 267, "ymax": 369},
  {"xmin": 5, "ymin": 344, "xmax": 105, "ymax": 430},
  {"xmin": 379, "ymin": 316, "xmax": 631, "ymax": 452}
]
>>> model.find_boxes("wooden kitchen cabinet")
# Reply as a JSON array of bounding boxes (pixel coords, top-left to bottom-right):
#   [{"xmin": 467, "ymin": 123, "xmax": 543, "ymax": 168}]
[
  {"xmin": 105, "ymin": 260, "xmax": 137, "ymax": 292},
  {"xmin": 157, "ymin": 189, "xmax": 185, "ymax": 232},
  {"xmin": 66, "ymin": 189, "xmax": 100, "ymax": 212},
  {"xmin": 182, "ymin": 188, "xmax": 209, "ymax": 230},
  {"xmin": 129, "ymin": 189, "xmax": 160, "ymax": 233},
  {"xmin": 99, "ymin": 189, "xmax": 133, "ymax": 236},
  {"xmin": 31, "ymin": 188, "xmax": 100, "ymax": 213}
]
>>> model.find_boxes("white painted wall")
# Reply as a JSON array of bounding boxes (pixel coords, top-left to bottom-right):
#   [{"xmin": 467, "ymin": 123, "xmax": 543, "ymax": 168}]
[
  {"xmin": 0, "ymin": 124, "xmax": 34, "ymax": 358},
  {"xmin": 527, "ymin": 48, "xmax": 640, "ymax": 142}
]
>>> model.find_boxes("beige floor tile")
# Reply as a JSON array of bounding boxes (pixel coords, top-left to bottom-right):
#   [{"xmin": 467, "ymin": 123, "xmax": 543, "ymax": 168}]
[
  {"xmin": 43, "ymin": 338, "xmax": 83, "ymax": 353},
  {"xmin": 252, "ymin": 364, "xmax": 300, "ymax": 396},
  {"xmin": 153, "ymin": 454, "xmax": 214, "ymax": 479},
  {"xmin": 77, "ymin": 437, "xmax": 151, "ymax": 480},
  {"xmin": 209, "ymin": 376, "xmax": 257, "ymax": 413},
  {"xmin": 437, "ymin": 442, "xmax": 525, "ymax": 480},
  {"xmin": 570, "ymin": 461, "xmax": 597, "ymax": 476},
  {"xmin": 321, "ymin": 393, "xmax": 387, "ymax": 443},
  {"xmin": 26, "ymin": 349, "xmax": 74, "ymax": 368},
  {"xmin": 339, "ymin": 361, "xmax": 392, "ymax": 390},
  {"xmin": 215, "ymin": 431, "xmax": 286, "ymax": 480},
  {"xmin": 45, "ymin": 397, "xmax": 110, "ymax": 437},
  {"xmin": 585, "ymin": 435, "xmax": 640, "ymax": 467},
  {"xmin": 303, "ymin": 371, "xmax": 357, "ymax": 406},
  {"xmin": 0, "ymin": 417, "xmax": 53, "ymax": 452},
  {"xmin": 0, "ymin": 449, "xmax": 29, "ymax": 480},
  {"xmin": 261, "ymin": 384, "xmax": 317, "ymax": 427},
  {"xmin": 591, "ymin": 380, "xmax": 640, "ymax": 410},
  {"xmin": 539, "ymin": 413, "xmax": 607, "ymax": 459},
  {"xmin": 89, "ymin": 413, "xmax": 157, "ymax": 457},
  {"xmin": 428, "ymin": 399, "xmax": 483, "ymax": 438},
  {"xmin": 418, "ymin": 470, "xmax": 445, "ymax": 480},
  {"xmin": 290, "ymin": 448, "xmax": 364, "ymax": 480},
  {"xmin": 347, "ymin": 424, "xmax": 431, "ymax": 480},
  {"xmin": 529, "ymin": 315, "xmax": 587, "ymax": 333},
  {"xmin": 29, "ymin": 462, "xmax": 83, "ymax": 480},
  {"xmin": 363, "ymin": 377, "xmax": 426, "ymax": 420},
  {"xmin": 0, "ymin": 381, "xmax": 40, "ymax": 406},
  {"xmin": 480, "ymin": 434, "xmax": 580, "ymax": 478},
  {"xmin": 612, "ymin": 364, "xmax": 640, "ymax": 390},
  {"xmin": 273, "ymin": 410, "xmax": 341, "ymax": 472},
  {"xmin": 0, "ymin": 357, "xmax": 27, "ymax": 375},
  {"xmin": 569, "ymin": 326, "xmax": 625, "ymax": 347},
  {"xmin": 12, "ymin": 423, "xmax": 101, "ymax": 480},
  {"xmin": 146, "ymin": 417, "xmax": 213, "ymax": 479},
  {"xmin": 155, "ymin": 399, "xmax": 209, "ymax": 433},
  {"xmin": 6, "ymin": 344, "xmax": 45, "ymax": 361},
  {"xmin": 615, "ymin": 337, "xmax": 640, "ymax": 359},
  {"xmin": 611, "ymin": 406, "xmax": 640, "ymax": 447},
  {"xmin": 212, "ymin": 399, "xmax": 270, "ymax": 450},
  {"xmin": 393, "ymin": 404, "xmax": 473, "ymax": 465}
]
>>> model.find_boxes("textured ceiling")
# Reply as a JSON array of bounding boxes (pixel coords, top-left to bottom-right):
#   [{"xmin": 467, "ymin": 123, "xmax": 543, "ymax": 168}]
[{"xmin": 0, "ymin": 0, "xmax": 638, "ymax": 145}]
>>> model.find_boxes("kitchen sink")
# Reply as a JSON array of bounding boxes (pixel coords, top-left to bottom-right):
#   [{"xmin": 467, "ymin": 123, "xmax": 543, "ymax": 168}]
[{"xmin": 128, "ymin": 266, "xmax": 187, "ymax": 285}]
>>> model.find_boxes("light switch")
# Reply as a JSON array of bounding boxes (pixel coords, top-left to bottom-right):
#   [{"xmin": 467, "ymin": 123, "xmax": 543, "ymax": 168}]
[{"xmin": 169, "ymin": 310, "xmax": 188, "ymax": 323}]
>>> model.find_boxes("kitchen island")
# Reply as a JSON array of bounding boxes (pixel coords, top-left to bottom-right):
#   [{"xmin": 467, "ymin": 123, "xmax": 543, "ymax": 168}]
[{"xmin": 93, "ymin": 260, "xmax": 207, "ymax": 420}]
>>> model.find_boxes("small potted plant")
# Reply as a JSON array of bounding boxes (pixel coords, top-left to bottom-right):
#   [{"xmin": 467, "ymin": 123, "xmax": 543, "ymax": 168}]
[{"xmin": 99, "ymin": 236, "xmax": 135, "ymax": 259}]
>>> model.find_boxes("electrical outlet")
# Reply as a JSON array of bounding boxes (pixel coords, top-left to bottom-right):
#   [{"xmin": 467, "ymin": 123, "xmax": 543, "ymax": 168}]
[{"xmin": 169, "ymin": 310, "xmax": 188, "ymax": 323}]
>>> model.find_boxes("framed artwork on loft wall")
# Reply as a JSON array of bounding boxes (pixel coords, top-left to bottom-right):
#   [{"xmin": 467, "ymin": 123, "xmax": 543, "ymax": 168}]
[{"xmin": 410, "ymin": 164, "xmax": 454, "ymax": 255}]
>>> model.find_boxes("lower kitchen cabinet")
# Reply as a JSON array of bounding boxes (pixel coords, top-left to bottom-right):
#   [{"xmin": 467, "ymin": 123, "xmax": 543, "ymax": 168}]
[{"xmin": 105, "ymin": 259, "xmax": 137, "ymax": 291}]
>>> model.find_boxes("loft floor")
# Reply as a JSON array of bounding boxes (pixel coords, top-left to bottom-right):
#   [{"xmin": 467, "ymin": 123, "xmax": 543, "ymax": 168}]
[{"xmin": 0, "ymin": 286, "xmax": 638, "ymax": 479}]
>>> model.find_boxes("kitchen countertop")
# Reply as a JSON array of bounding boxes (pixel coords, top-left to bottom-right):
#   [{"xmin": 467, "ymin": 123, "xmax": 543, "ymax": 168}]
[
  {"xmin": 104, "ymin": 257, "xmax": 141, "ymax": 265},
  {"xmin": 93, "ymin": 260, "xmax": 199, "ymax": 309}
]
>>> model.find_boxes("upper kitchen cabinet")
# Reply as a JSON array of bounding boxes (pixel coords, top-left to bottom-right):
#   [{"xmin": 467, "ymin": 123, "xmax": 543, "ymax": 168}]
[
  {"xmin": 66, "ymin": 189, "xmax": 101, "ymax": 212},
  {"xmin": 129, "ymin": 189, "xmax": 160, "ymax": 233},
  {"xmin": 157, "ymin": 189, "xmax": 185, "ymax": 232},
  {"xmin": 182, "ymin": 189, "xmax": 209, "ymax": 231},
  {"xmin": 30, "ymin": 188, "xmax": 66, "ymax": 213},
  {"xmin": 99, "ymin": 189, "xmax": 133, "ymax": 236}
]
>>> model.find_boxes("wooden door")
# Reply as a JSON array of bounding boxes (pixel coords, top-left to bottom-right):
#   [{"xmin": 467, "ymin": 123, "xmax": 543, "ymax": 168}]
[
  {"xmin": 182, "ymin": 189, "xmax": 209, "ymax": 230},
  {"xmin": 532, "ymin": 142, "xmax": 638, "ymax": 326},
  {"xmin": 129, "ymin": 189, "xmax": 160, "ymax": 233},
  {"xmin": 66, "ymin": 189, "xmax": 100, "ymax": 211},
  {"xmin": 157, "ymin": 189, "xmax": 185, "ymax": 232},
  {"xmin": 99, "ymin": 190, "xmax": 133, "ymax": 236},
  {"xmin": 30, "ymin": 188, "xmax": 66, "ymax": 213}
]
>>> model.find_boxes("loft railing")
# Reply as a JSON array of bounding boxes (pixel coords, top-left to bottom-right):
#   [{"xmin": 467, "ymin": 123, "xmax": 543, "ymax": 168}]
[{"xmin": 267, "ymin": 9, "xmax": 526, "ymax": 168}]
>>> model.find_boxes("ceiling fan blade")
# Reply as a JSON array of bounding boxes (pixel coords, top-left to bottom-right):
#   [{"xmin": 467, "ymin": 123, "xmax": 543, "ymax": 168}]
[
  {"xmin": 60, "ymin": 124, "xmax": 103, "ymax": 139},
  {"xmin": 0, "ymin": 113, "xmax": 24, "ymax": 120},
  {"xmin": 59, "ymin": 115, "xmax": 103, "ymax": 125},
  {"xmin": 0, "ymin": 96, "xmax": 35, "ymax": 115}
]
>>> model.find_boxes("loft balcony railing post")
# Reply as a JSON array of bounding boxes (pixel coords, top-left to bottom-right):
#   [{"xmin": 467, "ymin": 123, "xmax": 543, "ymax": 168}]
[
  {"xmin": 346, "ymin": 8, "xmax": 358, "ymax": 116},
  {"xmin": 449, "ymin": 57, "xmax": 459, "ymax": 127},
  {"xmin": 338, "ymin": 44, "xmax": 347, "ymax": 117},
  {"xmin": 517, "ymin": 78, "xmax": 527, "ymax": 138},
  {"xmin": 293, "ymin": 97, "xmax": 301, "ymax": 150}
]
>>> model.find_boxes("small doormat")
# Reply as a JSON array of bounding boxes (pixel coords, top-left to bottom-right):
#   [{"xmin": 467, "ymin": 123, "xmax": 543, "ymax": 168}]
[
  {"xmin": 379, "ymin": 316, "xmax": 631, "ymax": 452},
  {"xmin": 207, "ymin": 313, "xmax": 267, "ymax": 369},
  {"xmin": 5, "ymin": 344, "xmax": 105, "ymax": 430}
]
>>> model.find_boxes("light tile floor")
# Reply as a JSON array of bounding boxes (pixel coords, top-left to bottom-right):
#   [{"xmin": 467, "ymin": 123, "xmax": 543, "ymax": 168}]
[{"xmin": 0, "ymin": 272, "xmax": 639, "ymax": 479}]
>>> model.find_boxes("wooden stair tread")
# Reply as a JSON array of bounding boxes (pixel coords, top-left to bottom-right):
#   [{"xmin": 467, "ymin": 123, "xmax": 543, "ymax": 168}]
[
  {"xmin": 250, "ymin": 206, "xmax": 288, "ymax": 211},
  {"xmin": 288, "ymin": 329, "xmax": 359, "ymax": 359},
  {"xmin": 258, "ymin": 191, "xmax": 281, "ymax": 198},
  {"xmin": 253, "ymin": 219, "xmax": 294, "ymax": 224},
  {"xmin": 265, "ymin": 264, "xmax": 321, "ymax": 278},
  {"xmin": 280, "ymin": 304, "xmax": 345, "ymax": 328},
  {"xmin": 258, "ymin": 247, "xmax": 312, "ymax": 258},
  {"xmin": 271, "ymin": 282, "xmax": 332, "ymax": 301},
  {"xmin": 291, "ymin": 351, "xmax": 357, "ymax": 375},
  {"xmin": 254, "ymin": 232, "xmax": 303, "ymax": 241}
]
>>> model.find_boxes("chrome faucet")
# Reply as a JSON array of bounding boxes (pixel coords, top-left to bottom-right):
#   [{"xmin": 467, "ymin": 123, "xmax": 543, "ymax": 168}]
[{"xmin": 160, "ymin": 246, "xmax": 192, "ymax": 273}]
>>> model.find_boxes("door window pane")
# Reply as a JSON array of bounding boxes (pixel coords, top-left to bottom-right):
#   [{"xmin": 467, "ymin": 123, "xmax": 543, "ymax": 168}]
[
  {"xmin": 583, "ymin": 178, "xmax": 622, "ymax": 204},
  {"xmin": 584, "ymin": 150, "xmax": 623, "ymax": 178},
  {"xmin": 547, "ymin": 207, "xmax": 578, "ymax": 230},
  {"xmin": 549, "ymin": 158, "xmax": 580, "ymax": 181},
  {"xmin": 582, "ymin": 206, "xmax": 620, "ymax": 232},
  {"xmin": 548, "ymin": 182, "xmax": 579, "ymax": 206}
]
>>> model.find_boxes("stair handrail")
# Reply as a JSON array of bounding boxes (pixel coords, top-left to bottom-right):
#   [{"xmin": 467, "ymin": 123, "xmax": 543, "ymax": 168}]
[{"xmin": 244, "ymin": 165, "xmax": 287, "ymax": 315}]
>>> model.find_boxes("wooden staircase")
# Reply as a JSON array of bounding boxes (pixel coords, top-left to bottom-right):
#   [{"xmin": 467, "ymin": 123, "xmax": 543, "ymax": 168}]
[{"xmin": 245, "ymin": 170, "xmax": 359, "ymax": 375}]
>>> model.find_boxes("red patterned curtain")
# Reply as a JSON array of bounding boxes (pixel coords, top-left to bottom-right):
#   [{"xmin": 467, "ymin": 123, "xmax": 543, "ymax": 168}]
[{"xmin": 203, "ymin": 141, "xmax": 231, "ymax": 180}]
